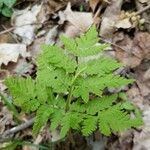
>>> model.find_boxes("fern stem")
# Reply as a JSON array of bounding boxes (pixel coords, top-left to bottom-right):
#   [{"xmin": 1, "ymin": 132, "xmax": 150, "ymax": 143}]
[
  {"xmin": 65, "ymin": 67, "xmax": 86, "ymax": 111},
  {"xmin": 65, "ymin": 86, "xmax": 74, "ymax": 111}
]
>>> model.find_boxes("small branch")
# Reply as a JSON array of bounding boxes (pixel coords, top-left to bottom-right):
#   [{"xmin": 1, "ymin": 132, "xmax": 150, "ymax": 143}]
[
  {"xmin": 1, "ymin": 118, "xmax": 35, "ymax": 139},
  {"xmin": 0, "ymin": 21, "xmax": 48, "ymax": 36},
  {"xmin": 100, "ymin": 37, "xmax": 128, "ymax": 52},
  {"xmin": 1, "ymin": 25, "xmax": 19, "ymax": 43},
  {"xmin": 135, "ymin": 4, "xmax": 150, "ymax": 15}
]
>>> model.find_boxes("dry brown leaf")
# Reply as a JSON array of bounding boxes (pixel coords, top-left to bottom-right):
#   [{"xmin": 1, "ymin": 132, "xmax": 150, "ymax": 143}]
[
  {"xmin": 90, "ymin": 0, "xmax": 102, "ymax": 12},
  {"xmin": 127, "ymin": 86, "xmax": 144, "ymax": 110},
  {"xmin": 114, "ymin": 32, "xmax": 150, "ymax": 68},
  {"xmin": 46, "ymin": 0, "xmax": 69, "ymax": 13},
  {"xmin": 133, "ymin": 62, "xmax": 150, "ymax": 98},
  {"xmin": 0, "ymin": 106, "xmax": 15, "ymax": 134},
  {"xmin": 12, "ymin": 5, "xmax": 43, "ymax": 45},
  {"xmin": 100, "ymin": 0, "xmax": 123, "ymax": 40},
  {"xmin": 29, "ymin": 26, "xmax": 58, "ymax": 59},
  {"xmin": 59, "ymin": 3, "xmax": 93, "ymax": 33},
  {"xmin": 133, "ymin": 106, "xmax": 150, "ymax": 150},
  {"xmin": 144, "ymin": 68, "xmax": 150, "ymax": 81},
  {"xmin": 0, "ymin": 70, "xmax": 9, "ymax": 92},
  {"xmin": 115, "ymin": 18, "xmax": 132, "ymax": 29},
  {"xmin": 11, "ymin": 59, "xmax": 34, "ymax": 76},
  {"xmin": 138, "ymin": 0, "xmax": 149, "ymax": 3},
  {"xmin": 132, "ymin": 32, "xmax": 150, "ymax": 60},
  {"xmin": 114, "ymin": 34, "xmax": 141, "ymax": 68},
  {"xmin": 0, "ymin": 33, "xmax": 16, "ymax": 44},
  {"xmin": 45, "ymin": 26, "xmax": 59, "ymax": 44},
  {"xmin": 0, "ymin": 44, "xmax": 29, "ymax": 66}
]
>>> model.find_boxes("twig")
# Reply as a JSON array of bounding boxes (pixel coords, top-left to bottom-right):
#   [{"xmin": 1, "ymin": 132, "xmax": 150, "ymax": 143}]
[
  {"xmin": 0, "ymin": 22, "xmax": 48, "ymax": 36},
  {"xmin": 1, "ymin": 25, "xmax": 19, "ymax": 43},
  {"xmin": 135, "ymin": 4, "xmax": 150, "ymax": 15},
  {"xmin": 100, "ymin": 37, "xmax": 128, "ymax": 52},
  {"xmin": 1, "ymin": 118, "xmax": 35, "ymax": 139}
]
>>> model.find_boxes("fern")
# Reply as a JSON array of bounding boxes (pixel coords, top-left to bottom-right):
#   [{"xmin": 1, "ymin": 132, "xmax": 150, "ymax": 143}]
[
  {"xmin": 82, "ymin": 116, "xmax": 98, "ymax": 136},
  {"xmin": 33, "ymin": 105, "xmax": 53, "ymax": 135},
  {"xmin": 5, "ymin": 25, "xmax": 143, "ymax": 138}
]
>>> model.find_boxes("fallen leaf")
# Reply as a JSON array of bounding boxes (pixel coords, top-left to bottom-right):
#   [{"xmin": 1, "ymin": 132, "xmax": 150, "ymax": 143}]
[
  {"xmin": 11, "ymin": 59, "xmax": 34, "ymax": 76},
  {"xmin": 132, "ymin": 32, "xmax": 150, "ymax": 60},
  {"xmin": 133, "ymin": 106, "xmax": 150, "ymax": 150},
  {"xmin": 115, "ymin": 18, "xmax": 132, "ymax": 29},
  {"xmin": 0, "ymin": 44, "xmax": 29, "ymax": 66},
  {"xmin": 59, "ymin": 3, "xmax": 93, "ymax": 33},
  {"xmin": 46, "ymin": 0, "xmax": 69, "ymax": 13},
  {"xmin": 114, "ymin": 34, "xmax": 141, "ymax": 68},
  {"xmin": 127, "ymin": 86, "xmax": 144, "ymax": 110},
  {"xmin": 0, "ymin": 106, "xmax": 15, "ymax": 134},
  {"xmin": 45, "ymin": 25, "xmax": 59, "ymax": 44},
  {"xmin": 0, "ymin": 33, "xmax": 16, "ymax": 43},
  {"xmin": 29, "ymin": 25, "xmax": 58, "ymax": 59},
  {"xmin": 138, "ymin": 0, "xmax": 149, "ymax": 3},
  {"xmin": 29, "ymin": 37, "xmax": 45, "ymax": 59},
  {"xmin": 12, "ymin": 5, "xmax": 43, "ymax": 45},
  {"xmin": 144, "ymin": 68, "xmax": 150, "ymax": 81},
  {"xmin": 90, "ymin": 0, "xmax": 100, "ymax": 12},
  {"xmin": 100, "ymin": 0, "xmax": 123, "ymax": 40}
]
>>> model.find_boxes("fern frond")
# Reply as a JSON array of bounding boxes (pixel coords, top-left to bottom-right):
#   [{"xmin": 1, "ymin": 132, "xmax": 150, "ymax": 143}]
[
  {"xmin": 86, "ymin": 94, "xmax": 118, "ymax": 115},
  {"xmin": 22, "ymin": 99, "xmax": 40, "ymax": 113},
  {"xmin": 5, "ymin": 25, "xmax": 142, "ymax": 139},
  {"xmin": 33, "ymin": 105, "xmax": 53, "ymax": 136},
  {"xmin": 78, "ymin": 57, "xmax": 122, "ymax": 76},
  {"xmin": 61, "ymin": 26, "xmax": 109, "ymax": 57},
  {"xmin": 50, "ymin": 109, "xmax": 65, "ymax": 130},
  {"xmin": 100, "ymin": 74, "xmax": 134, "ymax": 88},
  {"xmin": 60, "ymin": 112, "xmax": 83, "ymax": 138},
  {"xmin": 37, "ymin": 45, "xmax": 77, "ymax": 73},
  {"xmin": 70, "ymin": 101, "xmax": 86, "ymax": 113},
  {"xmin": 37, "ymin": 68, "xmax": 71, "ymax": 93},
  {"xmin": 5, "ymin": 77, "xmax": 36, "ymax": 110},
  {"xmin": 98, "ymin": 104, "xmax": 142, "ymax": 136},
  {"xmin": 82, "ymin": 116, "xmax": 98, "ymax": 136},
  {"xmin": 60, "ymin": 113, "xmax": 71, "ymax": 138}
]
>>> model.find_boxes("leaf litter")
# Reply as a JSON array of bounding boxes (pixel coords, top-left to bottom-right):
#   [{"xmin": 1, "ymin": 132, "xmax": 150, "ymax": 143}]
[{"xmin": 0, "ymin": 0, "xmax": 150, "ymax": 149}]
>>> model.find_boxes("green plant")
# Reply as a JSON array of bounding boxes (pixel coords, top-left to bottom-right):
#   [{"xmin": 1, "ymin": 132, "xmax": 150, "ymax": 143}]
[
  {"xmin": 5, "ymin": 26, "xmax": 143, "ymax": 138},
  {"xmin": 0, "ymin": 0, "xmax": 16, "ymax": 17}
]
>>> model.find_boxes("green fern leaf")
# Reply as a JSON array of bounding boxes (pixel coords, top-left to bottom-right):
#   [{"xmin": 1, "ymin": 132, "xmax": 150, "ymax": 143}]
[
  {"xmin": 78, "ymin": 57, "xmax": 122, "ymax": 76},
  {"xmin": 5, "ymin": 77, "xmax": 36, "ymax": 110},
  {"xmin": 61, "ymin": 26, "xmax": 109, "ymax": 57},
  {"xmin": 33, "ymin": 105, "xmax": 53, "ymax": 136},
  {"xmin": 86, "ymin": 94, "xmax": 118, "ymax": 115},
  {"xmin": 98, "ymin": 104, "xmax": 142, "ymax": 136},
  {"xmin": 4, "ymin": 25, "xmax": 142, "ymax": 139},
  {"xmin": 60, "ymin": 112, "xmax": 83, "ymax": 138},
  {"xmin": 50, "ymin": 109, "xmax": 65, "ymax": 130},
  {"xmin": 37, "ymin": 68, "xmax": 71, "ymax": 93},
  {"xmin": 82, "ymin": 116, "xmax": 98, "ymax": 136},
  {"xmin": 37, "ymin": 45, "xmax": 77, "ymax": 73}
]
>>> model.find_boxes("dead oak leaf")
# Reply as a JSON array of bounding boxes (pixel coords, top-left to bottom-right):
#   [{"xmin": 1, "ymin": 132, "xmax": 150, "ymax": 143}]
[
  {"xmin": 59, "ymin": 3, "xmax": 93, "ymax": 33},
  {"xmin": 0, "ymin": 44, "xmax": 30, "ymax": 66},
  {"xmin": 114, "ymin": 32, "xmax": 150, "ymax": 68},
  {"xmin": 132, "ymin": 32, "xmax": 150, "ymax": 60}
]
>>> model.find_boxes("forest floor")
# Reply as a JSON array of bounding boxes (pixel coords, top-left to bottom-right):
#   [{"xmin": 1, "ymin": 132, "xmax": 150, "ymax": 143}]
[{"xmin": 0, "ymin": 0, "xmax": 150, "ymax": 149}]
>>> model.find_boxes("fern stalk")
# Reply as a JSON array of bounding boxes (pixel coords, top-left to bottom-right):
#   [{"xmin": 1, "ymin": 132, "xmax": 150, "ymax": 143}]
[{"xmin": 66, "ymin": 67, "xmax": 86, "ymax": 111}]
